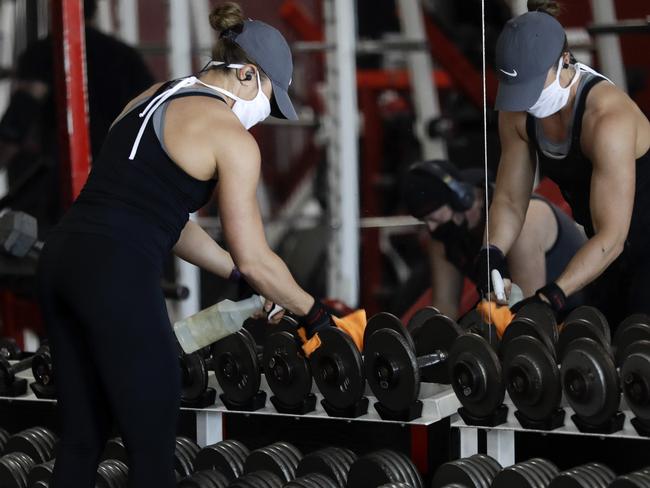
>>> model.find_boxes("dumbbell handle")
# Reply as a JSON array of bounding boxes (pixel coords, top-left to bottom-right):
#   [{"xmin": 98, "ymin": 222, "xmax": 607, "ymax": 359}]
[
  {"xmin": 416, "ymin": 350, "xmax": 448, "ymax": 369},
  {"xmin": 1, "ymin": 355, "xmax": 34, "ymax": 382}
]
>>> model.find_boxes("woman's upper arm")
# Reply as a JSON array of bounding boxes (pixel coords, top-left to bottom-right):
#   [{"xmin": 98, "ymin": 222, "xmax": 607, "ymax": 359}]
[
  {"xmin": 215, "ymin": 130, "xmax": 269, "ymax": 267},
  {"xmin": 494, "ymin": 111, "xmax": 536, "ymax": 211},
  {"xmin": 586, "ymin": 110, "xmax": 636, "ymax": 245}
]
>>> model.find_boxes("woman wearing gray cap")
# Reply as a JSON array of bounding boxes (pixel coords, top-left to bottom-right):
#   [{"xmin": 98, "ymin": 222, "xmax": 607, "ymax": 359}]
[
  {"xmin": 477, "ymin": 0, "xmax": 650, "ymax": 326},
  {"xmin": 37, "ymin": 3, "xmax": 332, "ymax": 486}
]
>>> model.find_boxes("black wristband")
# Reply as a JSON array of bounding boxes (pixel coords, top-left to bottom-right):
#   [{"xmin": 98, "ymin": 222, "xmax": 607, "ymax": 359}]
[
  {"xmin": 474, "ymin": 245, "xmax": 510, "ymax": 296},
  {"xmin": 303, "ymin": 299, "xmax": 332, "ymax": 338},
  {"xmin": 536, "ymin": 282, "xmax": 567, "ymax": 314}
]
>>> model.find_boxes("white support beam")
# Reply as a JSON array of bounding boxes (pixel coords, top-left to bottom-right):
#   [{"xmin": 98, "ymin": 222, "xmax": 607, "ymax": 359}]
[
  {"xmin": 590, "ymin": 0, "xmax": 627, "ymax": 90},
  {"xmin": 168, "ymin": 0, "xmax": 200, "ymax": 319},
  {"xmin": 96, "ymin": 0, "xmax": 114, "ymax": 34},
  {"xmin": 117, "ymin": 0, "xmax": 139, "ymax": 46},
  {"xmin": 189, "ymin": 0, "xmax": 213, "ymax": 59},
  {"xmin": 324, "ymin": 0, "xmax": 360, "ymax": 307},
  {"xmin": 396, "ymin": 0, "xmax": 446, "ymax": 160}
]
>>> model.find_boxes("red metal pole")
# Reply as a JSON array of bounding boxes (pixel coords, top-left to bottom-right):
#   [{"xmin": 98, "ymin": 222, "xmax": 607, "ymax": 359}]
[{"xmin": 51, "ymin": 0, "xmax": 91, "ymax": 207}]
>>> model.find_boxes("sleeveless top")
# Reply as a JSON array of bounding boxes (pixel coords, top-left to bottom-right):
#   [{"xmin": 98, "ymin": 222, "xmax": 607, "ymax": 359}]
[
  {"xmin": 54, "ymin": 80, "xmax": 223, "ymax": 265},
  {"xmin": 527, "ymin": 73, "xmax": 650, "ymax": 258}
]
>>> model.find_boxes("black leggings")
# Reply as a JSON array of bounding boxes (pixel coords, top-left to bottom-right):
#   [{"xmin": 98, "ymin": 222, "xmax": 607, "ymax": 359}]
[{"xmin": 37, "ymin": 232, "xmax": 180, "ymax": 488}]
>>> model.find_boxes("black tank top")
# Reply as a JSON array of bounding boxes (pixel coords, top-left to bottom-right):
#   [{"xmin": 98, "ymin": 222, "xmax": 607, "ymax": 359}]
[
  {"xmin": 527, "ymin": 76, "xmax": 650, "ymax": 257},
  {"xmin": 54, "ymin": 81, "xmax": 221, "ymax": 264}
]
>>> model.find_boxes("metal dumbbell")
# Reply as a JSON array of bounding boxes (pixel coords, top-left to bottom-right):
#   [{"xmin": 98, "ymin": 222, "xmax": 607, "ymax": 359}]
[
  {"xmin": 262, "ymin": 317, "xmax": 317, "ymax": 414},
  {"xmin": 613, "ymin": 314, "xmax": 650, "ymax": 436},
  {"xmin": 363, "ymin": 310, "xmax": 463, "ymax": 419},
  {"xmin": 0, "ymin": 338, "xmax": 21, "ymax": 361},
  {"xmin": 547, "ymin": 462, "xmax": 616, "ymax": 488},
  {"xmin": 491, "ymin": 457, "xmax": 559, "ymax": 487},
  {"xmin": 0, "ymin": 211, "xmax": 42, "ymax": 260},
  {"xmin": 193, "ymin": 439, "xmax": 249, "ymax": 482},
  {"xmin": 432, "ymin": 454, "xmax": 502, "ymax": 488},
  {"xmin": 0, "ymin": 355, "xmax": 35, "ymax": 397},
  {"xmin": 346, "ymin": 449, "xmax": 423, "ymax": 488},
  {"xmin": 557, "ymin": 308, "xmax": 623, "ymax": 432},
  {"xmin": 229, "ymin": 471, "xmax": 284, "ymax": 488},
  {"xmin": 179, "ymin": 347, "xmax": 217, "ymax": 408},
  {"xmin": 177, "ymin": 469, "xmax": 229, "ymax": 488},
  {"xmin": 30, "ymin": 345, "xmax": 56, "ymax": 400},
  {"xmin": 243, "ymin": 441, "xmax": 303, "ymax": 484},
  {"xmin": 95, "ymin": 459, "xmax": 128, "ymax": 488},
  {"xmin": 610, "ymin": 467, "xmax": 650, "ymax": 487},
  {"xmin": 295, "ymin": 446, "xmax": 356, "ymax": 488}
]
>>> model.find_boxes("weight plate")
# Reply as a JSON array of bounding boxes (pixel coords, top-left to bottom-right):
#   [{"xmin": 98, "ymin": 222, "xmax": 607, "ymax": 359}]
[
  {"xmin": 221, "ymin": 439, "xmax": 249, "ymax": 472},
  {"xmin": 410, "ymin": 315, "xmax": 462, "ymax": 384},
  {"xmin": 515, "ymin": 302, "xmax": 558, "ymax": 345},
  {"xmin": 380, "ymin": 450, "xmax": 423, "ymax": 488},
  {"xmin": 180, "ymin": 352, "xmax": 208, "ymax": 402},
  {"xmin": 296, "ymin": 447, "xmax": 352, "ymax": 488},
  {"xmin": 26, "ymin": 459, "xmax": 55, "ymax": 488},
  {"xmin": 572, "ymin": 466, "xmax": 607, "ymax": 488},
  {"xmin": 432, "ymin": 459, "xmax": 483, "ymax": 488},
  {"xmin": 5, "ymin": 429, "xmax": 43, "ymax": 464},
  {"xmin": 469, "ymin": 454, "xmax": 502, "ymax": 480},
  {"xmin": 267, "ymin": 316, "xmax": 300, "ymax": 337},
  {"xmin": 0, "ymin": 338, "xmax": 21, "ymax": 360},
  {"xmin": 565, "ymin": 306, "xmax": 611, "ymax": 343},
  {"xmin": 614, "ymin": 315, "xmax": 650, "ymax": 366},
  {"xmin": 364, "ymin": 313, "xmax": 413, "ymax": 351},
  {"xmin": 194, "ymin": 442, "xmax": 242, "ymax": 481},
  {"xmin": 406, "ymin": 307, "xmax": 440, "ymax": 333},
  {"xmin": 31, "ymin": 347, "xmax": 54, "ymax": 387},
  {"xmin": 213, "ymin": 330, "xmax": 261, "ymax": 405},
  {"xmin": 174, "ymin": 437, "xmax": 194, "ymax": 479},
  {"xmin": 512, "ymin": 462, "xmax": 548, "ymax": 488},
  {"xmin": 244, "ymin": 448, "xmax": 291, "ymax": 483},
  {"xmin": 503, "ymin": 335, "xmax": 562, "ymax": 421},
  {"xmin": 449, "ymin": 333, "xmax": 505, "ymax": 418},
  {"xmin": 178, "ymin": 469, "xmax": 230, "ymax": 488},
  {"xmin": 610, "ymin": 473, "xmax": 650, "ymax": 488},
  {"xmin": 465, "ymin": 455, "xmax": 498, "ymax": 487},
  {"xmin": 561, "ymin": 338, "xmax": 620, "ymax": 426},
  {"xmin": 272, "ymin": 441, "xmax": 302, "ymax": 469},
  {"xmin": 621, "ymin": 340, "xmax": 650, "ymax": 421},
  {"xmin": 101, "ymin": 437, "xmax": 127, "ymax": 463},
  {"xmin": 365, "ymin": 451, "xmax": 407, "ymax": 487},
  {"xmin": 265, "ymin": 444, "xmax": 297, "ymax": 481},
  {"xmin": 377, "ymin": 484, "xmax": 413, "ymax": 488},
  {"xmin": 31, "ymin": 427, "xmax": 56, "ymax": 460},
  {"xmin": 286, "ymin": 473, "xmax": 337, "ymax": 488},
  {"xmin": 501, "ymin": 317, "xmax": 556, "ymax": 361},
  {"xmin": 246, "ymin": 470, "xmax": 285, "ymax": 488},
  {"xmin": 582, "ymin": 463, "xmax": 615, "ymax": 487},
  {"xmin": 557, "ymin": 322, "xmax": 610, "ymax": 363},
  {"xmin": 365, "ymin": 329, "xmax": 420, "ymax": 412},
  {"xmin": 454, "ymin": 459, "xmax": 487, "ymax": 488},
  {"xmin": 347, "ymin": 455, "xmax": 397, "ymax": 488},
  {"xmin": 311, "ymin": 327, "xmax": 365, "ymax": 410},
  {"xmin": 264, "ymin": 332, "xmax": 313, "ymax": 407}
]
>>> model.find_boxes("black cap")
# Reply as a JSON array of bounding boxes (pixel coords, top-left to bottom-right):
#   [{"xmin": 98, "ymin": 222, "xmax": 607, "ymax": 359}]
[
  {"xmin": 403, "ymin": 160, "xmax": 462, "ymax": 219},
  {"xmin": 228, "ymin": 20, "xmax": 297, "ymax": 120},
  {"xmin": 495, "ymin": 12, "xmax": 566, "ymax": 111}
]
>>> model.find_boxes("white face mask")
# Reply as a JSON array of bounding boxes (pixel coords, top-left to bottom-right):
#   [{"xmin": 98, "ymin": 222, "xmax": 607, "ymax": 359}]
[
  {"xmin": 201, "ymin": 62, "xmax": 271, "ymax": 130},
  {"xmin": 527, "ymin": 57, "xmax": 580, "ymax": 118}
]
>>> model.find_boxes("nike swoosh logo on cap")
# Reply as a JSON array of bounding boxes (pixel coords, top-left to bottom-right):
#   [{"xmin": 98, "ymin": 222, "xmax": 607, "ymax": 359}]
[{"xmin": 500, "ymin": 68, "xmax": 518, "ymax": 77}]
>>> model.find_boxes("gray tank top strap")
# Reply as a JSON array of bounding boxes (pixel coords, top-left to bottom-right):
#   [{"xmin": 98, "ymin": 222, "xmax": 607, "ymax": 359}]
[{"xmin": 152, "ymin": 85, "xmax": 226, "ymax": 158}]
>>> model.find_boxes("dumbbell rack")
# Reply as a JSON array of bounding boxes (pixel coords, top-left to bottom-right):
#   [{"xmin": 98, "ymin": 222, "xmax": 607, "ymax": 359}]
[
  {"xmin": 0, "ymin": 360, "xmax": 462, "ymax": 448},
  {"xmin": 453, "ymin": 394, "xmax": 648, "ymax": 468}
]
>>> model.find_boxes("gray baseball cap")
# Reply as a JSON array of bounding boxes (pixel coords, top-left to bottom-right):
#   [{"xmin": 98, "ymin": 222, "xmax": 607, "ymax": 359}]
[
  {"xmin": 227, "ymin": 19, "xmax": 298, "ymax": 120},
  {"xmin": 495, "ymin": 12, "xmax": 566, "ymax": 111}
]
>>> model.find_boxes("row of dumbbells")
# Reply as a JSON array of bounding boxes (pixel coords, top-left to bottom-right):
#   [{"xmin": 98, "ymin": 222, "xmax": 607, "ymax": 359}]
[
  {"xmin": 179, "ymin": 307, "xmax": 479, "ymax": 421},
  {"xmin": 0, "ymin": 339, "xmax": 56, "ymax": 400},
  {"xmin": 448, "ymin": 304, "xmax": 650, "ymax": 434},
  {"xmin": 432, "ymin": 453, "xmax": 650, "ymax": 488},
  {"xmin": 190, "ymin": 302, "xmax": 650, "ymax": 429}
]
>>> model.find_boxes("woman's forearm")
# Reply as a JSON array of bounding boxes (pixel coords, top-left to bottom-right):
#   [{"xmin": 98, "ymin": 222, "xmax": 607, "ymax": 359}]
[
  {"xmin": 555, "ymin": 234, "xmax": 624, "ymax": 297},
  {"xmin": 238, "ymin": 251, "xmax": 314, "ymax": 317},
  {"xmin": 486, "ymin": 196, "xmax": 528, "ymax": 254},
  {"xmin": 173, "ymin": 220, "xmax": 235, "ymax": 279}
]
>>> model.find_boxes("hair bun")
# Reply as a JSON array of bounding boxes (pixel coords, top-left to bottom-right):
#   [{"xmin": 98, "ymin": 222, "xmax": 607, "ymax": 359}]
[
  {"xmin": 527, "ymin": 0, "xmax": 562, "ymax": 17},
  {"xmin": 209, "ymin": 2, "xmax": 245, "ymax": 34}
]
